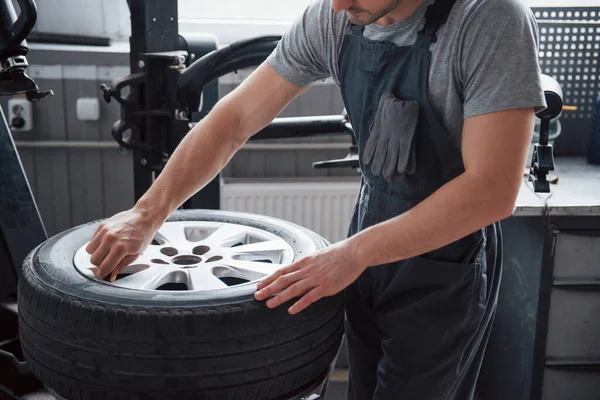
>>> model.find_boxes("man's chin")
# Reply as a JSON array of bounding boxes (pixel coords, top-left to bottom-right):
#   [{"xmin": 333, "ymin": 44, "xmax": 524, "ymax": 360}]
[
  {"xmin": 346, "ymin": 12, "xmax": 365, "ymax": 26},
  {"xmin": 346, "ymin": 11, "xmax": 377, "ymax": 26}
]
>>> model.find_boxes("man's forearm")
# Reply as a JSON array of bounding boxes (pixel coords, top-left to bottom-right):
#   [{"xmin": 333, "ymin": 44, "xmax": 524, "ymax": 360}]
[
  {"xmin": 347, "ymin": 172, "xmax": 516, "ymax": 267},
  {"xmin": 133, "ymin": 99, "xmax": 244, "ymax": 224}
]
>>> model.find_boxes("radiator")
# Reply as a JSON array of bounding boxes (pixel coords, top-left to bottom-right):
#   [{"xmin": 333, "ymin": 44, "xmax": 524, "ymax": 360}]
[{"xmin": 221, "ymin": 179, "xmax": 360, "ymax": 244}]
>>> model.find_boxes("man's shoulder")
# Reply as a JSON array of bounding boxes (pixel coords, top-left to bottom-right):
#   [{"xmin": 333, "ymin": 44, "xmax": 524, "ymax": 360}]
[
  {"xmin": 452, "ymin": 0, "xmax": 536, "ymax": 29},
  {"xmin": 309, "ymin": 0, "xmax": 352, "ymax": 37},
  {"xmin": 266, "ymin": 0, "xmax": 351, "ymax": 87}
]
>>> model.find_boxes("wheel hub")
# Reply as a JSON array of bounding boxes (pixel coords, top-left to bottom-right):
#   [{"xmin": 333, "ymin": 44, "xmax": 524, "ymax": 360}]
[{"xmin": 74, "ymin": 221, "xmax": 295, "ymax": 292}]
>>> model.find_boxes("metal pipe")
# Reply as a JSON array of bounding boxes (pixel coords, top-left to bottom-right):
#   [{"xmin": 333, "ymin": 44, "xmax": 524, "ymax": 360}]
[
  {"xmin": 253, "ymin": 115, "xmax": 350, "ymax": 140},
  {"xmin": 243, "ymin": 143, "xmax": 351, "ymax": 151},
  {"xmin": 188, "ymin": 115, "xmax": 353, "ymax": 141},
  {"xmin": 13, "ymin": 141, "xmax": 352, "ymax": 151},
  {"xmin": 14, "ymin": 141, "xmax": 120, "ymax": 149}
]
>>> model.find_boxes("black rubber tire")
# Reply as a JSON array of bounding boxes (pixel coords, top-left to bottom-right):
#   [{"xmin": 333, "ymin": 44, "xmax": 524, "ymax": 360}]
[{"xmin": 18, "ymin": 210, "xmax": 345, "ymax": 400}]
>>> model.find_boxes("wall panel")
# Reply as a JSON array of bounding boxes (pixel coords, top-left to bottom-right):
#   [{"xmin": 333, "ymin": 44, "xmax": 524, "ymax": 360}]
[
  {"xmin": 63, "ymin": 67, "xmax": 105, "ymax": 228},
  {"xmin": 31, "ymin": 75, "xmax": 72, "ymax": 236}
]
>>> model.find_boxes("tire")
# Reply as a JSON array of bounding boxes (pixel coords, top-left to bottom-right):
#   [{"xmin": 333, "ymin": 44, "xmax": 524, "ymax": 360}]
[{"xmin": 18, "ymin": 209, "xmax": 345, "ymax": 400}]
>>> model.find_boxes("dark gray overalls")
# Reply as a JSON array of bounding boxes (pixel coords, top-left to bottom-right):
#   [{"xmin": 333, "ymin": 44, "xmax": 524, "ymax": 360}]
[{"xmin": 339, "ymin": 1, "xmax": 503, "ymax": 399}]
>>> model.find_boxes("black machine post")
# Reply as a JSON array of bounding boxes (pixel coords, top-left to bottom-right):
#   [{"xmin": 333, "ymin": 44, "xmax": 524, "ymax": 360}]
[
  {"xmin": 103, "ymin": 0, "xmax": 221, "ymax": 209},
  {"xmin": 529, "ymin": 75, "xmax": 563, "ymax": 193},
  {"xmin": 127, "ymin": 0, "xmax": 178, "ymax": 205}
]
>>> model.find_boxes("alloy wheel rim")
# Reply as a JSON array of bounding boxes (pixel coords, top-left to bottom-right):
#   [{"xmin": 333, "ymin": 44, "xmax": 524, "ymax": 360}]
[{"xmin": 74, "ymin": 221, "xmax": 295, "ymax": 291}]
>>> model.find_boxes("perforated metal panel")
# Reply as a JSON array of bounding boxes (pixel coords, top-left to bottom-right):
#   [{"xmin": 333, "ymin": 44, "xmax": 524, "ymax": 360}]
[
  {"xmin": 532, "ymin": 7, "xmax": 600, "ymax": 154},
  {"xmin": 538, "ymin": 23, "xmax": 600, "ymax": 121},
  {"xmin": 532, "ymin": 8, "xmax": 600, "ymax": 22}
]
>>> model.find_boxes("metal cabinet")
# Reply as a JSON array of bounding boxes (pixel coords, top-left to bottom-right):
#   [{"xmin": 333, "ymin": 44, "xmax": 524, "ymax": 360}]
[
  {"xmin": 542, "ymin": 368, "xmax": 600, "ymax": 400},
  {"xmin": 545, "ymin": 287, "xmax": 600, "ymax": 359},
  {"xmin": 553, "ymin": 232, "xmax": 600, "ymax": 281},
  {"xmin": 478, "ymin": 216, "xmax": 600, "ymax": 400},
  {"xmin": 542, "ymin": 230, "xmax": 600, "ymax": 400}
]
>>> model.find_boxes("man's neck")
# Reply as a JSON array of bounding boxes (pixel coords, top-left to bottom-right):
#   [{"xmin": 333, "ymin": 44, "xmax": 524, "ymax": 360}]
[{"xmin": 375, "ymin": 0, "xmax": 425, "ymax": 26}]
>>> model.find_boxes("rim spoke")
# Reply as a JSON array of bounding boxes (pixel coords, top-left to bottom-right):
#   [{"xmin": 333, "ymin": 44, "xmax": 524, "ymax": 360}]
[
  {"xmin": 156, "ymin": 223, "xmax": 189, "ymax": 245},
  {"xmin": 205, "ymin": 225, "xmax": 248, "ymax": 247},
  {"xmin": 115, "ymin": 266, "xmax": 171, "ymax": 290},
  {"xmin": 231, "ymin": 240, "xmax": 291, "ymax": 255},
  {"xmin": 224, "ymin": 259, "xmax": 283, "ymax": 277},
  {"xmin": 188, "ymin": 268, "xmax": 228, "ymax": 290}
]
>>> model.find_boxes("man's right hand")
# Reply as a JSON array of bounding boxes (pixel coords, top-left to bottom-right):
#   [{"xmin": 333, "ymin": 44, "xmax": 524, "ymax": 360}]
[{"xmin": 86, "ymin": 207, "xmax": 162, "ymax": 282}]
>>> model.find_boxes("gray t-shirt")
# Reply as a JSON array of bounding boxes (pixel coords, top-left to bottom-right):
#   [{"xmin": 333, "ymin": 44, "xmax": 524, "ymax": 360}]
[{"xmin": 267, "ymin": 0, "xmax": 547, "ymax": 147}]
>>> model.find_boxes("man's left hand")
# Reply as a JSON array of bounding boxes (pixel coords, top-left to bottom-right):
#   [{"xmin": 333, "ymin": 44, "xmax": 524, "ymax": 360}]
[{"xmin": 254, "ymin": 240, "xmax": 366, "ymax": 314}]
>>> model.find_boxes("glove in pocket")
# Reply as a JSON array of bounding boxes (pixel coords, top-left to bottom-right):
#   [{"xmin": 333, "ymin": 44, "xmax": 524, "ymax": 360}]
[{"xmin": 363, "ymin": 92, "xmax": 420, "ymax": 182}]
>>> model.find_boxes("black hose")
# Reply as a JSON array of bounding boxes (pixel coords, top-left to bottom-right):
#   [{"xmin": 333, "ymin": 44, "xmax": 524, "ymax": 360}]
[
  {"xmin": 185, "ymin": 40, "xmax": 278, "ymax": 84},
  {"xmin": 178, "ymin": 36, "xmax": 281, "ymax": 92},
  {"xmin": 203, "ymin": 53, "xmax": 274, "ymax": 85},
  {"xmin": 224, "ymin": 35, "xmax": 281, "ymax": 52},
  {"xmin": 203, "ymin": 41, "xmax": 279, "ymax": 79},
  {"xmin": 221, "ymin": 40, "xmax": 280, "ymax": 58}
]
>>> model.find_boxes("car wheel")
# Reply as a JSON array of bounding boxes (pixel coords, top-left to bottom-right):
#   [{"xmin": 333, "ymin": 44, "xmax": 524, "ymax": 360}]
[{"xmin": 18, "ymin": 209, "xmax": 344, "ymax": 400}]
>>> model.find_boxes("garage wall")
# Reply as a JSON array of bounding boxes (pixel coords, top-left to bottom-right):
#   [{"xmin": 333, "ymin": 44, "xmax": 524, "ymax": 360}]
[
  {"xmin": 0, "ymin": 45, "xmax": 350, "ymax": 236},
  {"xmin": 0, "ymin": 62, "xmax": 135, "ymax": 236},
  {"xmin": 4, "ymin": 0, "xmax": 599, "ymax": 237},
  {"xmin": 26, "ymin": 0, "xmax": 600, "ymax": 43}
]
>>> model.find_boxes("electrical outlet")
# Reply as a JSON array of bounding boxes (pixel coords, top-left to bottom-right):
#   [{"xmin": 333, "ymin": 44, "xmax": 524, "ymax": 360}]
[{"xmin": 8, "ymin": 98, "xmax": 33, "ymax": 132}]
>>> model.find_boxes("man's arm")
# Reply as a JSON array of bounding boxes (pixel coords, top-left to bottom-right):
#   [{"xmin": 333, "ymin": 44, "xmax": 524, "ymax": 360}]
[
  {"xmin": 87, "ymin": 62, "xmax": 308, "ymax": 279},
  {"xmin": 88, "ymin": 0, "xmax": 333, "ymax": 280},
  {"xmin": 346, "ymin": 107, "xmax": 534, "ymax": 266},
  {"xmin": 255, "ymin": 107, "xmax": 535, "ymax": 314}
]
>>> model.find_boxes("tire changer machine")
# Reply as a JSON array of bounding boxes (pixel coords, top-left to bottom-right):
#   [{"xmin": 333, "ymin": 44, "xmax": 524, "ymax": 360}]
[{"xmin": 0, "ymin": 0, "xmax": 563, "ymax": 399}]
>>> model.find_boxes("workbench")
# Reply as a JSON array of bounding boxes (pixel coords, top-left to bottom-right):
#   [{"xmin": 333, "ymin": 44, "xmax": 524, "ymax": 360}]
[{"xmin": 478, "ymin": 156, "xmax": 600, "ymax": 400}]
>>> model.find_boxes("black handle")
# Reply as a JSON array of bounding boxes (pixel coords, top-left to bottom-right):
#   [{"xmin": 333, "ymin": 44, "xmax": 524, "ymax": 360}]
[
  {"xmin": 111, "ymin": 120, "xmax": 148, "ymax": 152},
  {"xmin": 545, "ymin": 359, "xmax": 600, "ymax": 371},
  {"xmin": 0, "ymin": 0, "xmax": 37, "ymax": 50},
  {"xmin": 312, "ymin": 156, "xmax": 360, "ymax": 169},
  {"xmin": 101, "ymin": 72, "xmax": 145, "ymax": 106},
  {"xmin": 313, "ymin": 146, "xmax": 360, "ymax": 170}
]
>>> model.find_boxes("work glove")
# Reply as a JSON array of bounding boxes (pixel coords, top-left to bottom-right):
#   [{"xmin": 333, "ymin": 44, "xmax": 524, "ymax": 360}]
[{"xmin": 363, "ymin": 92, "xmax": 419, "ymax": 182}]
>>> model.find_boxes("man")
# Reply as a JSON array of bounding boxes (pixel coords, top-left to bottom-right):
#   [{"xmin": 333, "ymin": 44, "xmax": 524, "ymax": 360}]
[{"xmin": 86, "ymin": 0, "xmax": 546, "ymax": 398}]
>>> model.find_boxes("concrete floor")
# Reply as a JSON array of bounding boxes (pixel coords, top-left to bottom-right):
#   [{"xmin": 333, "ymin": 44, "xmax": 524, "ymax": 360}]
[
  {"xmin": 18, "ymin": 369, "xmax": 350, "ymax": 400},
  {"xmin": 17, "ymin": 369, "xmax": 490, "ymax": 400},
  {"xmin": 322, "ymin": 369, "xmax": 349, "ymax": 400}
]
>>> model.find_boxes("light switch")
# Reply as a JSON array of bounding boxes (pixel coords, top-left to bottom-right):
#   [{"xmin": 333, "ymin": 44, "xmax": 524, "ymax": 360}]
[{"xmin": 76, "ymin": 98, "xmax": 100, "ymax": 121}]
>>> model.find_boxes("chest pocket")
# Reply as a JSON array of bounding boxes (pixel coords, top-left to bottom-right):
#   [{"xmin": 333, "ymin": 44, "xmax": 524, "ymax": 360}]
[{"xmin": 363, "ymin": 92, "xmax": 419, "ymax": 183}]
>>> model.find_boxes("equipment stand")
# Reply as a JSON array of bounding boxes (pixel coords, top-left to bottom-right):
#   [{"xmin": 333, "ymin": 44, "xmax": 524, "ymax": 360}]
[
  {"xmin": 0, "ymin": 106, "xmax": 46, "ymax": 299},
  {"xmin": 124, "ymin": 0, "xmax": 221, "ymax": 209}
]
